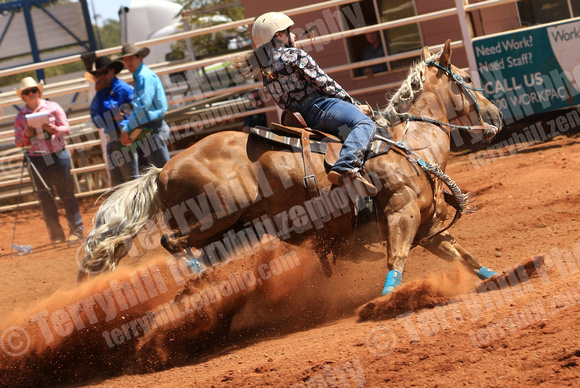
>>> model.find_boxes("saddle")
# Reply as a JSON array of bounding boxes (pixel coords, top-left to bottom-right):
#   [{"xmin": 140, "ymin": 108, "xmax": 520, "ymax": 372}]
[
  {"xmin": 262, "ymin": 111, "xmax": 341, "ymax": 196},
  {"xmin": 250, "ymin": 110, "xmax": 392, "ymax": 197}
]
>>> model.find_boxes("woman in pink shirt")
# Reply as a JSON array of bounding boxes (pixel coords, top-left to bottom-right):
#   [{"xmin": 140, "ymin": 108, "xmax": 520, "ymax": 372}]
[{"xmin": 14, "ymin": 77, "xmax": 84, "ymax": 243}]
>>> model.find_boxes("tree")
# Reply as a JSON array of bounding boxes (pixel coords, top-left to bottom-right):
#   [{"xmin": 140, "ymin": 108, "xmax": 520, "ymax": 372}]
[
  {"xmin": 171, "ymin": 0, "xmax": 250, "ymax": 59},
  {"xmin": 95, "ymin": 19, "xmax": 121, "ymax": 49}
]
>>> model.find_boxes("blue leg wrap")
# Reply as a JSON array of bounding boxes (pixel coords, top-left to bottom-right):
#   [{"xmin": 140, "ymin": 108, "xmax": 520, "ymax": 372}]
[
  {"xmin": 382, "ymin": 270, "xmax": 402, "ymax": 295},
  {"xmin": 477, "ymin": 266, "xmax": 498, "ymax": 280}
]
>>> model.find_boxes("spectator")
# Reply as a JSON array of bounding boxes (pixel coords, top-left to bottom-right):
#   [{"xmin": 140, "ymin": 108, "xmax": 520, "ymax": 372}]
[
  {"xmin": 14, "ymin": 77, "xmax": 84, "ymax": 243},
  {"xmin": 118, "ymin": 43, "xmax": 170, "ymax": 169},
  {"xmin": 87, "ymin": 56, "xmax": 137, "ymax": 186},
  {"xmin": 361, "ymin": 31, "xmax": 387, "ymax": 77}
]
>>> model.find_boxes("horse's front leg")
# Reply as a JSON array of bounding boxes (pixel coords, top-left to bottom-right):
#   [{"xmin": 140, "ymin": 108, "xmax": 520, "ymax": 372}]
[
  {"xmin": 379, "ymin": 199, "xmax": 422, "ymax": 295},
  {"xmin": 421, "ymin": 231, "xmax": 498, "ymax": 279}
]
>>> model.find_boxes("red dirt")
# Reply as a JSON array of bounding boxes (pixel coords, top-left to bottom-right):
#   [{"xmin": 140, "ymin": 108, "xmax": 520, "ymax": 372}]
[{"xmin": 1, "ymin": 132, "xmax": 580, "ymax": 387}]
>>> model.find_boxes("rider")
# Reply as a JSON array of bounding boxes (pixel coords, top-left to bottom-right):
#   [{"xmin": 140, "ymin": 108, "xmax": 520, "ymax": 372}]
[{"xmin": 250, "ymin": 12, "xmax": 378, "ymax": 197}]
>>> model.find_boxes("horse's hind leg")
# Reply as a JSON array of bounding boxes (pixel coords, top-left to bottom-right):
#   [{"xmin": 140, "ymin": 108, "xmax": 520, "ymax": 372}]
[
  {"xmin": 160, "ymin": 233, "xmax": 207, "ymax": 273},
  {"xmin": 161, "ymin": 233, "xmax": 187, "ymax": 255},
  {"xmin": 421, "ymin": 231, "xmax": 498, "ymax": 279}
]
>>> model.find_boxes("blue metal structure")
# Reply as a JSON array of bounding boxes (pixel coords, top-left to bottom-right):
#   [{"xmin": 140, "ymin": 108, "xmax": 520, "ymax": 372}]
[{"xmin": 0, "ymin": 0, "xmax": 98, "ymax": 80}]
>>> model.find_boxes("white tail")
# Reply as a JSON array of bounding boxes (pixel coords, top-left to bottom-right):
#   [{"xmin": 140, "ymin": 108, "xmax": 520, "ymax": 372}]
[{"xmin": 78, "ymin": 167, "xmax": 162, "ymax": 280}]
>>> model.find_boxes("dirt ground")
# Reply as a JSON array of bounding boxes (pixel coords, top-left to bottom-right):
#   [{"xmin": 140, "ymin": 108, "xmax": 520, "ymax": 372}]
[{"xmin": 1, "ymin": 127, "xmax": 580, "ymax": 387}]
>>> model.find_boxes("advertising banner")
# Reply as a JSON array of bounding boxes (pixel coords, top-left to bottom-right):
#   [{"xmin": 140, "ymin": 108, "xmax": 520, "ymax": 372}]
[{"xmin": 473, "ymin": 18, "xmax": 580, "ymax": 122}]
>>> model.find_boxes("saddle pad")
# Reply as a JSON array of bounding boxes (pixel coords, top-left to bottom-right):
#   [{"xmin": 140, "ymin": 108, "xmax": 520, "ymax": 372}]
[
  {"xmin": 249, "ymin": 124, "xmax": 393, "ymax": 162},
  {"xmin": 249, "ymin": 126, "xmax": 328, "ymax": 154}
]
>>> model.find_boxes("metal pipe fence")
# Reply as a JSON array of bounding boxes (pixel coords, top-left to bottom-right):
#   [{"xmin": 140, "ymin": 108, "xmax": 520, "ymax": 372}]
[{"xmin": 0, "ymin": 0, "xmax": 518, "ymax": 211}]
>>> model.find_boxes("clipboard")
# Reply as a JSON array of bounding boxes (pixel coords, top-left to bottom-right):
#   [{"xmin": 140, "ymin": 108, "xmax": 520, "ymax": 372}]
[{"xmin": 25, "ymin": 112, "xmax": 50, "ymax": 139}]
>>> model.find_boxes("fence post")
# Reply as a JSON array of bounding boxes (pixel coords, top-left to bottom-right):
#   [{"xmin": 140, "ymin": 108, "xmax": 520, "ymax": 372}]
[{"xmin": 455, "ymin": 0, "xmax": 482, "ymax": 88}]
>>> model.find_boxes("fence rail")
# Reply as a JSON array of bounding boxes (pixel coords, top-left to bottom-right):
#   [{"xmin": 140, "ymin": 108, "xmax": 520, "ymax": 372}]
[{"xmin": 0, "ymin": 0, "xmax": 520, "ymax": 212}]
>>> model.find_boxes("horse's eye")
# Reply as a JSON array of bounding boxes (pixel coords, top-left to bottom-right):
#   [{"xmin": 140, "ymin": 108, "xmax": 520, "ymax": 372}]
[{"xmin": 464, "ymin": 75, "xmax": 472, "ymax": 84}]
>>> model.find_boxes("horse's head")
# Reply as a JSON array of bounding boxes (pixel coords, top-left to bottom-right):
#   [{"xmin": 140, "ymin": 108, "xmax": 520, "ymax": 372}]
[{"xmin": 421, "ymin": 40, "xmax": 502, "ymax": 141}]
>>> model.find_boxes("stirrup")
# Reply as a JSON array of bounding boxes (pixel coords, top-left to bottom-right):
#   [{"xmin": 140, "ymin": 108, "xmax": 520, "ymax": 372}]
[{"xmin": 328, "ymin": 170, "xmax": 377, "ymax": 197}]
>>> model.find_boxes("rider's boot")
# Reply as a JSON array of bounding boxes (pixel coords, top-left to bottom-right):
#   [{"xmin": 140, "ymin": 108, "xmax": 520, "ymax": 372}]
[{"xmin": 328, "ymin": 169, "xmax": 377, "ymax": 197}]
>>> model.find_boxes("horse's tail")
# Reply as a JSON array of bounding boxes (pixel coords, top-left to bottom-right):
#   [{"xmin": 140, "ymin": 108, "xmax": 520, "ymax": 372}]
[{"xmin": 78, "ymin": 167, "xmax": 162, "ymax": 281}]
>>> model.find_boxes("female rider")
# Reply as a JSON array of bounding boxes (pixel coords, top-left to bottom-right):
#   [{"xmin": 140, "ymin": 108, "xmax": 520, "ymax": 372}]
[{"xmin": 250, "ymin": 12, "xmax": 378, "ymax": 197}]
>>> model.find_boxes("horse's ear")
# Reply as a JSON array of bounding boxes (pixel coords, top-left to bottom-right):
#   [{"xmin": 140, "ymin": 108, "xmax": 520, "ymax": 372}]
[
  {"xmin": 439, "ymin": 39, "xmax": 452, "ymax": 67},
  {"xmin": 420, "ymin": 46, "xmax": 431, "ymax": 62}
]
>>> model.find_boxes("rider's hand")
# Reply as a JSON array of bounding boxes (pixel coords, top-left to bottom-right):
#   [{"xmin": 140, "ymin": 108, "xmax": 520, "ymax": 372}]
[{"xmin": 358, "ymin": 103, "xmax": 372, "ymax": 116}]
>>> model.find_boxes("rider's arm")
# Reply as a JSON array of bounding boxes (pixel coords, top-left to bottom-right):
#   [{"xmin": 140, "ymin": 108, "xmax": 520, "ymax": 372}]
[{"xmin": 294, "ymin": 48, "xmax": 357, "ymax": 105}]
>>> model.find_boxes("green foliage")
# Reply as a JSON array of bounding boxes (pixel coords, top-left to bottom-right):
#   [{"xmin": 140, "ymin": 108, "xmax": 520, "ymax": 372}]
[
  {"xmin": 171, "ymin": 0, "xmax": 250, "ymax": 59},
  {"xmin": 0, "ymin": 56, "xmax": 85, "ymax": 89},
  {"xmin": 45, "ymin": 61, "xmax": 86, "ymax": 77},
  {"xmin": 95, "ymin": 19, "xmax": 121, "ymax": 49},
  {"xmin": 0, "ymin": 71, "xmax": 37, "ymax": 89}
]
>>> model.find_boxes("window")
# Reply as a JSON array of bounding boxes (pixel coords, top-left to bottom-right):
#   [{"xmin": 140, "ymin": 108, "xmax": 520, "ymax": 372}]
[
  {"xmin": 340, "ymin": 0, "xmax": 423, "ymax": 77},
  {"xmin": 517, "ymin": 0, "xmax": 580, "ymax": 26}
]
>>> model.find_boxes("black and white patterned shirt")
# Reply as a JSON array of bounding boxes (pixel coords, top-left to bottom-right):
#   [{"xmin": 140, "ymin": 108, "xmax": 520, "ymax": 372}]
[{"xmin": 262, "ymin": 46, "xmax": 356, "ymax": 112}]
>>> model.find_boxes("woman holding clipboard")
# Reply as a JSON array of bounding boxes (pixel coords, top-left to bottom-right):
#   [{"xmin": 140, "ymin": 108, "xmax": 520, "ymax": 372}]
[{"xmin": 13, "ymin": 77, "xmax": 84, "ymax": 244}]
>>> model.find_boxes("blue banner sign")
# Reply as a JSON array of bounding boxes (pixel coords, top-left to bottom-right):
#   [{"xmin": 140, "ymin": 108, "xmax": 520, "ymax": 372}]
[{"xmin": 473, "ymin": 18, "xmax": 580, "ymax": 122}]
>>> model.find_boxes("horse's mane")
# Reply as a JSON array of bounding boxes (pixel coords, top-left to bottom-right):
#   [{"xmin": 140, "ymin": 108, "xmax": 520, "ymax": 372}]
[{"xmin": 379, "ymin": 50, "xmax": 442, "ymax": 127}]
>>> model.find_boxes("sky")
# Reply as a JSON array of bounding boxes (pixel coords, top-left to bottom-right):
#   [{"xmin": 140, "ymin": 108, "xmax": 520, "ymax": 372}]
[
  {"xmin": 88, "ymin": 0, "xmax": 181, "ymax": 26},
  {"xmin": 86, "ymin": 0, "xmax": 129, "ymax": 26}
]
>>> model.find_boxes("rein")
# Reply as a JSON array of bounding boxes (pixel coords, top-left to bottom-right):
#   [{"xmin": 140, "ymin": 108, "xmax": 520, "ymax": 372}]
[
  {"xmin": 400, "ymin": 60, "xmax": 499, "ymax": 141},
  {"xmin": 375, "ymin": 58, "xmax": 495, "ymax": 245},
  {"xmin": 374, "ymin": 134, "xmax": 475, "ymax": 245}
]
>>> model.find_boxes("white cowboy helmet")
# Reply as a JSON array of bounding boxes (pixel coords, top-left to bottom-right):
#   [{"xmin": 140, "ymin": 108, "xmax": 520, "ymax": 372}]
[{"xmin": 252, "ymin": 12, "xmax": 294, "ymax": 48}]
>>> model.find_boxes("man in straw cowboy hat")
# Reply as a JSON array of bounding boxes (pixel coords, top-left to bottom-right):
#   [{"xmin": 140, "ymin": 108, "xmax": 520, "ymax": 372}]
[
  {"xmin": 86, "ymin": 55, "xmax": 137, "ymax": 186},
  {"xmin": 117, "ymin": 42, "xmax": 170, "ymax": 170},
  {"xmin": 13, "ymin": 77, "xmax": 84, "ymax": 243}
]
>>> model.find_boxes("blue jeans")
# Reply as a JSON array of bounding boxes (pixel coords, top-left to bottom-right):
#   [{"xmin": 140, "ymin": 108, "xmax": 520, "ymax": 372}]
[
  {"xmin": 302, "ymin": 97, "xmax": 376, "ymax": 173},
  {"xmin": 134, "ymin": 120, "xmax": 170, "ymax": 169},
  {"xmin": 27, "ymin": 149, "xmax": 84, "ymax": 241},
  {"xmin": 117, "ymin": 120, "xmax": 170, "ymax": 180},
  {"xmin": 106, "ymin": 140, "xmax": 139, "ymax": 186}
]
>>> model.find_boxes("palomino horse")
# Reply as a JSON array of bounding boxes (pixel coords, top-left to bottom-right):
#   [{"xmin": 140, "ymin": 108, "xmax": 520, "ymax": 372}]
[{"xmin": 79, "ymin": 40, "xmax": 502, "ymax": 298}]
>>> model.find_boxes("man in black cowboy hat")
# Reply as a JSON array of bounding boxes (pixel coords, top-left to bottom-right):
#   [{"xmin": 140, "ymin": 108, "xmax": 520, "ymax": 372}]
[
  {"xmin": 117, "ymin": 42, "xmax": 170, "ymax": 169},
  {"xmin": 87, "ymin": 55, "xmax": 138, "ymax": 186}
]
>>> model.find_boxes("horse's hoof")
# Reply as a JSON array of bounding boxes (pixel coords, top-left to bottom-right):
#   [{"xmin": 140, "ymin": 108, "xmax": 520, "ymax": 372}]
[
  {"xmin": 381, "ymin": 270, "xmax": 402, "ymax": 295},
  {"xmin": 477, "ymin": 266, "xmax": 498, "ymax": 280}
]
